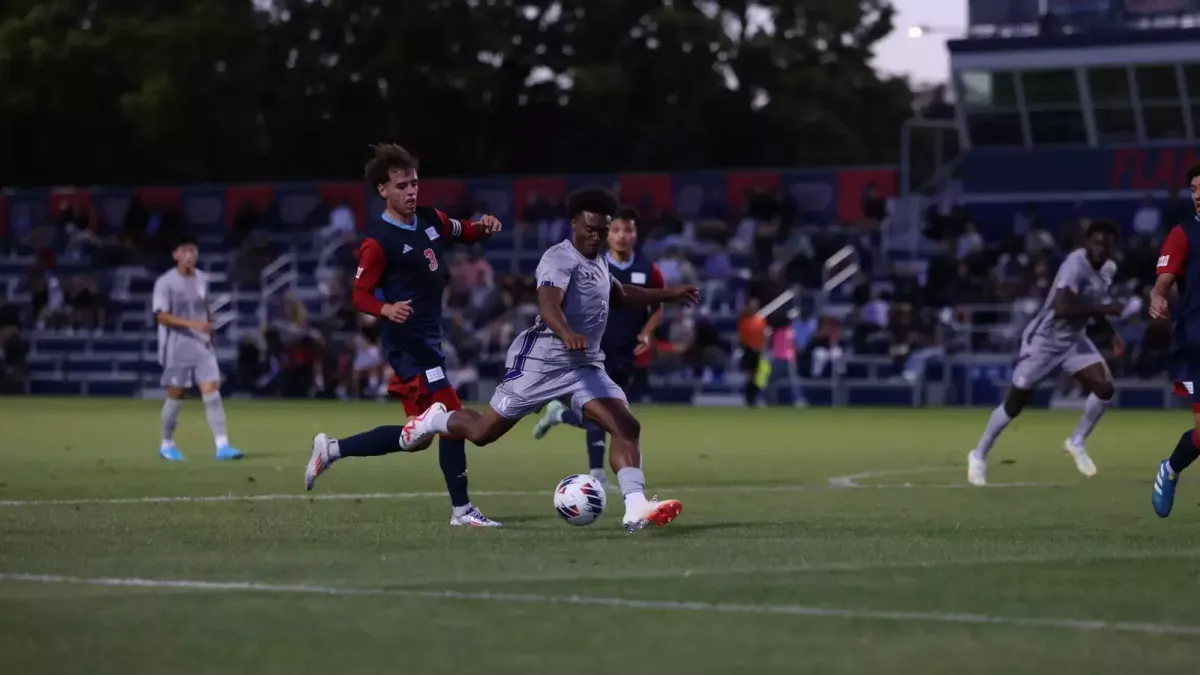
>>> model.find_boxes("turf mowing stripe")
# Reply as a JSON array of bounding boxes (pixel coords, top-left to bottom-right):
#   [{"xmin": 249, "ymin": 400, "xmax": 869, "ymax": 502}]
[
  {"xmin": 2, "ymin": 572, "xmax": 1197, "ymax": 637},
  {"xmin": 0, "ymin": 468, "xmax": 1060, "ymax": 507}
]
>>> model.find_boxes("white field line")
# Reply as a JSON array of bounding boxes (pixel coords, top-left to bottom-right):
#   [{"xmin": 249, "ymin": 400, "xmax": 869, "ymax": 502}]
[
  {"xmin": 375, "ymin": 550, "xmax": 1200, "ymax": 587},
  {"xmin": 1, "ymin": 572, "xmax": 1196, "ymax": 637},
  {"xmin": 0, "ymin": 468, "xmax": 1058, "ymax": 508}
]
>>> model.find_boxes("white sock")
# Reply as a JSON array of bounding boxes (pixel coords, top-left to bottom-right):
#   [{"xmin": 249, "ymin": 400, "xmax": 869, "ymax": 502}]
[
  {"xmin": 589, "ymin": 468, "xmax": 606, "ymax": 482},
  {"xmin": 453, "ymin": 502, "xmax": 473, "ymax": 517},
  {"xmin": 328, "ymin": 439, "xmax": 342, "ymax": 460},
  {"xmin": 1070, "ymin": 394, "xmax": 1110, "ymax": 446},
  {"xmin": 160, "ymin": 439, "xmax": 174, "ymax": 450},
  {"xmin": 617, "ymin": 466, "xmax": 647, "ymax": 512},
  {"xmin": 426, "ymin": 410, "xmax": 452, "ymax": 434},
  {"xmin": 973, "ymin": 405, "xmax": 1012, "ymax": 461},
  {"xmin": 214, "ymin": 435, "xmax": 229, "ymax": 450}
]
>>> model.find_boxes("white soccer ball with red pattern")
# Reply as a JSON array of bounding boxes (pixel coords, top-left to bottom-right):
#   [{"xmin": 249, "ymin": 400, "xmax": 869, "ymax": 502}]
[{"xmin": 553, "ymin": 474, "xmax": 606, "ymax": 526}]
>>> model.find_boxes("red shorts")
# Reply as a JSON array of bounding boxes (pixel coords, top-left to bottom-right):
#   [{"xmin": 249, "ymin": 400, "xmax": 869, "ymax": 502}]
[
  {"xmin": 1171, "ymin": 381, "xmax": 1200, "ymax": 413},
  {"xmin": 388, "ymin": 373, "xmax": 463, "ymax": 417}
]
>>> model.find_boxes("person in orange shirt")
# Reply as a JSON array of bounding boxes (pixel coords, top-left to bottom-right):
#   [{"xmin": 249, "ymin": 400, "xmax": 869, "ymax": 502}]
[{"xmin": 739, "ymin": 298, "xmax": 767, "ymax": 406}]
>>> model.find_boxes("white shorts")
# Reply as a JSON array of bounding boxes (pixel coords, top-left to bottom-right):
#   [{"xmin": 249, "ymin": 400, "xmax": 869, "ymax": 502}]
[
  {"xmin": 489, "ymin": 365, "xmax": 627, "ymax": 421},
  {"xmin": 1011, "ymin": 336, "xmax": 1106, "ymax": 389},
  {"xmin": 161, "ymin": 353, "xmax": 222, "ymax": 389}
]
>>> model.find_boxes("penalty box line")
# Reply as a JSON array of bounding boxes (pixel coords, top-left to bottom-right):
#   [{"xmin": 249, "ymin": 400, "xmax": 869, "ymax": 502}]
[
  {"xmin": 0, "ymin": 468, "xmax": 1060, "ymax": 508},
  {"xmin": 1, "ymin": 572, "xmax": 1196, "ymax": 637}
]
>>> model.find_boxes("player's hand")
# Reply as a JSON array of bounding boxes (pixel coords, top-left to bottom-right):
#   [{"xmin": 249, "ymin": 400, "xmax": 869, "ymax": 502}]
[
  {"xmin": 561, "ymin": 332, "xmax": 587, "ymax": 351},
  {"xmin": 633, "ymin": 332, "xmax": 653, "ymax": 356},
  {"xmin": 381, "ymin": 301, "xmax": 413, "ymax": 323},
  {"xmin": 477, "ymin": 214, "xmax": 502, "ymax": 234},
  {"xmin": 1111, "ymin": 333, "xmax": 1126, "ymax": 358},
  {"xmin": 669, "ymin": 285, "xmax": 701, "ymax": 306},
  {"xmin": 1150, "ymin": 291, "xmax": 1171, "ymax": 320}
]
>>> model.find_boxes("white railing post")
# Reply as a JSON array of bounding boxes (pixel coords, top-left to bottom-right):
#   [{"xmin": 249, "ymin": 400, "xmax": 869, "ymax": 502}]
[{"xmin": 258, "ymin": 252, "xmax": 298, "ymax": 327}]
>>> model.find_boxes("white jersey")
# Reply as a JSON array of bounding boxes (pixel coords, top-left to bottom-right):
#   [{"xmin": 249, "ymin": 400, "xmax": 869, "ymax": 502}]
[{"xmin": 1021, "ymin": 249, "xmax": 1115, "ymax": 351}]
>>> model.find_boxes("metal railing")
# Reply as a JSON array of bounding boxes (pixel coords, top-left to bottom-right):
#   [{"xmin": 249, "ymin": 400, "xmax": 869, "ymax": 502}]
[{"xmin": 257, "ymin": 251, "xmax": 298, "ymax": 327}]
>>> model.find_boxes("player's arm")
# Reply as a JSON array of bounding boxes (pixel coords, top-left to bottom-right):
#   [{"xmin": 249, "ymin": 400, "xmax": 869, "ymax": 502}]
[
  {"xmin": 611, "ymin": 279, "xmax": 700, "ymax": 309},
  {"xmin": 436, "ymin": 209, "xmax": 501, "ymax": 243},
  {"xmin": 535, "ymin": 254, "xmax": 585, "ymax": 350},
  {"xmin": 1152, "ymin": 225, "xmax": 1187, "ymax": 320},
  {"xmin": 636, "ymin": 264, "xmax": 667, "ymax": 352},
  {"xmin": 152, "ymin": 278, "xmax": 209, "ymax": 332},
  {"xmin": 353, "ymin": 238, "xmax": 411, "ymax": 323},
  {"xmin": 1050, "ymin": 287, "xmax": 1122, "ymax": 319}
]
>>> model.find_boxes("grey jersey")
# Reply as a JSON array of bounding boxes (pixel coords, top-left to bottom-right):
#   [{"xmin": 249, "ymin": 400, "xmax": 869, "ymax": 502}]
[
  {"xmin": 1022, "ymin": 249, "xmax": 1115, "ymax": 349},
  {"xmin": 153, "ymin": 268, "xmax": 214, "ymax": 366},
  {"xmin": 505, "ymin": 241, "xmax": 612, "ymax": 374}
]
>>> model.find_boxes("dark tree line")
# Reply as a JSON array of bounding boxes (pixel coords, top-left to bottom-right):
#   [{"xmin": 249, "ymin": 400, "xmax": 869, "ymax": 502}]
[{"xmin": 0, "ymin": 0, "xmax": 915, "ymax": 186}]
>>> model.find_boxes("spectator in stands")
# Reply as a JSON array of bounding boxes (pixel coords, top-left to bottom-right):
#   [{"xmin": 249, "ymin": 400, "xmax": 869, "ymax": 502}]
[
  {"xmin": 67, "ymin": 274, "xmax": 106, "ymax": 334},
  {"xmin": 0, "ymin": 300, "xmax": 26, "ymax": 392},
  {"xmin": 860, "ymin": 183, "xmax": 888, "ymax": 227},
  {"xmin": 275, "ymin": 291, "xmax": 312, "ymax": 344},
  {"xmin": 765, "ymin": 313, "xmax": 806, "ymax": 406},
  {"xmin": 319, "ymin": 201, "xmax": 357, "ymax": 244},
  {"xmin": 656, "ymin": 247, "xmax": 697, "ymax": 286},
  {"xmin": 738, "ymin": 298, "xmax": 767, "ymax": 406},
  {"xmin": 956, "ymin": 222, "xmax": 984, "ymax": 259},
  {"xmin": 807, "ymin": 314, "xmax": 844, "ymax": 378}
]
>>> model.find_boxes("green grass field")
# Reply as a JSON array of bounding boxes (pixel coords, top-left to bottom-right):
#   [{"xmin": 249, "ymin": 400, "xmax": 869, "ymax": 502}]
[{"xmin": 3, "ymin": 397, "xmax": 1200, "ymax": 674}]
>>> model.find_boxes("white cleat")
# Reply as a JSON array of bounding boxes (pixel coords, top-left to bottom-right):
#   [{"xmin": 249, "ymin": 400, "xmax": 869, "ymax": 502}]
[
  {"xmin": 532, "ymin": 400, "xmax": 566, "ymax": 440},
  {"xmin": 1064, "ymin": 439, "xmax": 1097, "ymax": 477},
  {"xmin": 449, "ymin": 506, "xmax": 503, "ymax": 527},
  {"xmin": 305, "ymin": 433, "xmax": 335, "ymax": 491},
  {"xmin": 400, "ymin": 402, "xmax": 447, "ymax": 451},
  {"xmin": 621, "ymin": 495, "xmax": 683, "ymax": 534},
  {"xmin": 967, "ymin": 451, "xmax": 988, "ymax": 487}
]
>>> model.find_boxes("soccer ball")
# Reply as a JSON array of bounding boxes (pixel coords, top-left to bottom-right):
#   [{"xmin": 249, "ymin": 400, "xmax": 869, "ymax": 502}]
[{"xmin": 553, "ymin": 474, "xmax": 607, "ymax": 526}]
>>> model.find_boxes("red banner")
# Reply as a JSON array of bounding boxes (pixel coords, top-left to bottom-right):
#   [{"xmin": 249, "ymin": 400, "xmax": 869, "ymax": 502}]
[
  {"xmin": 225, "ymin": 185, "xmax": 274, "ymax": 227},
  {"xmin": 618, "ymin": 174, "xmax": 672, "ymax": 214},
  {"xmin": 836, "ymin": 168, "xmax": 897, "ymax": 222},
  {"xmin": 48, "ymin": 188, "xmax": 94, "ymax": 221},
  {"xmin": 134, "ymin": 186, "xmax": 182, "ymax": 210},
  {"xmin": 419, "ymin": 179, "xmax": 466, "ymax": 213},
  {"xmin": 318, "ymin": 182, "xmax": 368, "ymax": 230},
  {"xmin": 514, "ymin": 177, "xmax": 567, "ymax": 221},
  {"xmin": 725, "ymin": 171, "xmax": 782, "ymax": 218}
]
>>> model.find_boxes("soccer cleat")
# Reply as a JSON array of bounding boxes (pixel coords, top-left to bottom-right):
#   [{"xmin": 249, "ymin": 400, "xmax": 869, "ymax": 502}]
[
  {"xmin": 449, "ymin": 506, "xmax": 503, "ymax": 527},
  {"xmin": 967, "ymin": 451, "xmax": 987, "ymax": 487},
  {"xmin": 622, "ymin": 496, "xmax": 683, "ymax": 534},
  {"xmin": 215, "ymin": 445, "xmax": 244, "ymax": 461},
  {"xmin": 1063, "ymin": 439, "xmax": 1097, "ymax": 477},
  {"xmin": 305, "ymin": 433, "xmax": 335, "ymax": 491},
  {"xmin": 400, "ymin": 402, "xmax": 446, "ymax": 451},
  {"xmin": 1153, "ymin": 459, "xmax": 1178, "ymax": 518},
  {"xmin": 159, "ymin": 445, "xmax": 185, "ymax": 462},
  {"xmin": 532, "ymin": 400, "xmax": 566, "ymax": 440}
]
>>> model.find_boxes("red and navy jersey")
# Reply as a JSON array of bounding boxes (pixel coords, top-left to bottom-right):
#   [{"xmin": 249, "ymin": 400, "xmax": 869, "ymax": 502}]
[
  {"xmin": 354, "ymin": 206, "xmax": 487, "ymax": 382},
  {"xmin": 602, "ymin": 253, "xmax": 664, "ymax": 368},
  {"xmin": 1157, "ymin": 220, "xmax": 1200, "ymax": 363}
]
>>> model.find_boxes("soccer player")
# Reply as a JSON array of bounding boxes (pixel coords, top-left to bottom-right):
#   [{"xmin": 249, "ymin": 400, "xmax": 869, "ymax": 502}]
[
  {"xmin": 967, "ymin": 220, "xmax": 1124, "ymax": 486},
  {"xmin": 400, "ymin": 188, "xmax": 700, "ymax": 533},
  {"xmin": 1150, "ymin": 164, "xmax": 1200, "ymax": 518},
  {"xmin": 153, "ymin": 234, "xmax": 244, "ymax": 461},
  {"xmin": 530, "ymin": 206, "xmax": 664, "ymax": 489},
  {"xmin": 304, "ymin": 143, "xmax": 503, "ymax": 528}
]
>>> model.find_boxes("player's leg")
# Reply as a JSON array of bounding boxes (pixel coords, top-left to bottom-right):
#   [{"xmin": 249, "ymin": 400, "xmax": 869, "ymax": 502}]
[
  {"xmin": 306, "ymin": 374, "xmax": 426, "ymax": 490},
  {"xmin": 158, "ymin": 365, "xmax": 186, "ymax": 461},
  {"xmin": 1152, "ymin": 383, "xmax": 1200, "ymax": 518},
  {"xmin": 1063, "ymin": 340, "xmax": 1113, "ymax": 476},
  {"xmin": 197, "ymin": 355, "xmax": 243, "ymax": 461},
  {"xmin": 573, "ymin": 369, "xmax": 681, "ymax": 533},
  {"xmin": 582, "ymin": 366, "xmax": 629, "ymax": 484},
  {"xmin": 968, "ymin": 347, "xmax": 1052, "ymax": 485},
  {"xmin": 401, "ymin": 375, "xmax": 532, "ymax": 449}
]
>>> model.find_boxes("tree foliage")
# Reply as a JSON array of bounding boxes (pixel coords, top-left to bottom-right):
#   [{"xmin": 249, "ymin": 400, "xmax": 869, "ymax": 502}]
[{"xmin": 0, "ymin": 0, "xmax": 914, "ymax": 186}]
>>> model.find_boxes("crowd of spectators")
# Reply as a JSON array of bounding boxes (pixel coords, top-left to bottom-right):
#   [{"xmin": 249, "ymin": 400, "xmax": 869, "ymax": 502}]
[{"xmin": 0, "ymin": 183, "xmax": 1180, "ymax": 401}]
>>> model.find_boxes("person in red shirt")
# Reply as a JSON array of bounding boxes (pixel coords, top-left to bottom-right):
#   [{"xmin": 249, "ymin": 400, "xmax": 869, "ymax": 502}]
[
  {"xmin": 1150, "ymin": 163, "xmax": 1200, "ymax": 518},
  {"xmin": 304, "ymin": 143, "xmax": 505, "ymax": 528}
]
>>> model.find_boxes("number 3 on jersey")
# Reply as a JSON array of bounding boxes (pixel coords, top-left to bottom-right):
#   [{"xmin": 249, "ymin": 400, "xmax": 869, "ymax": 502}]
[{"xmin": 423, "ymin": 248, "xmax": 438, "ymax": 271}]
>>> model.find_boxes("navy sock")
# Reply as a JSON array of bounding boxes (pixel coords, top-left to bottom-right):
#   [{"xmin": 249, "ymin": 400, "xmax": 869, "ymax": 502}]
[
  {"xmin": 560, "ymin": 407, "xmax": 586, "ymax": 429},
  {"xmin": 439, "ymin": 436, "xmax": 470, "ymax": 508},
  {"xmin": 584, "ymin": 421, "xmax": 606, "ymax": 471},
  {"xmin": 336, "ymin": 426, "xmax": 408, "ymax": 457},
  {"xmin": 1169, "ymin": 430, "xmax": 1200, "ymax": 475}
]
